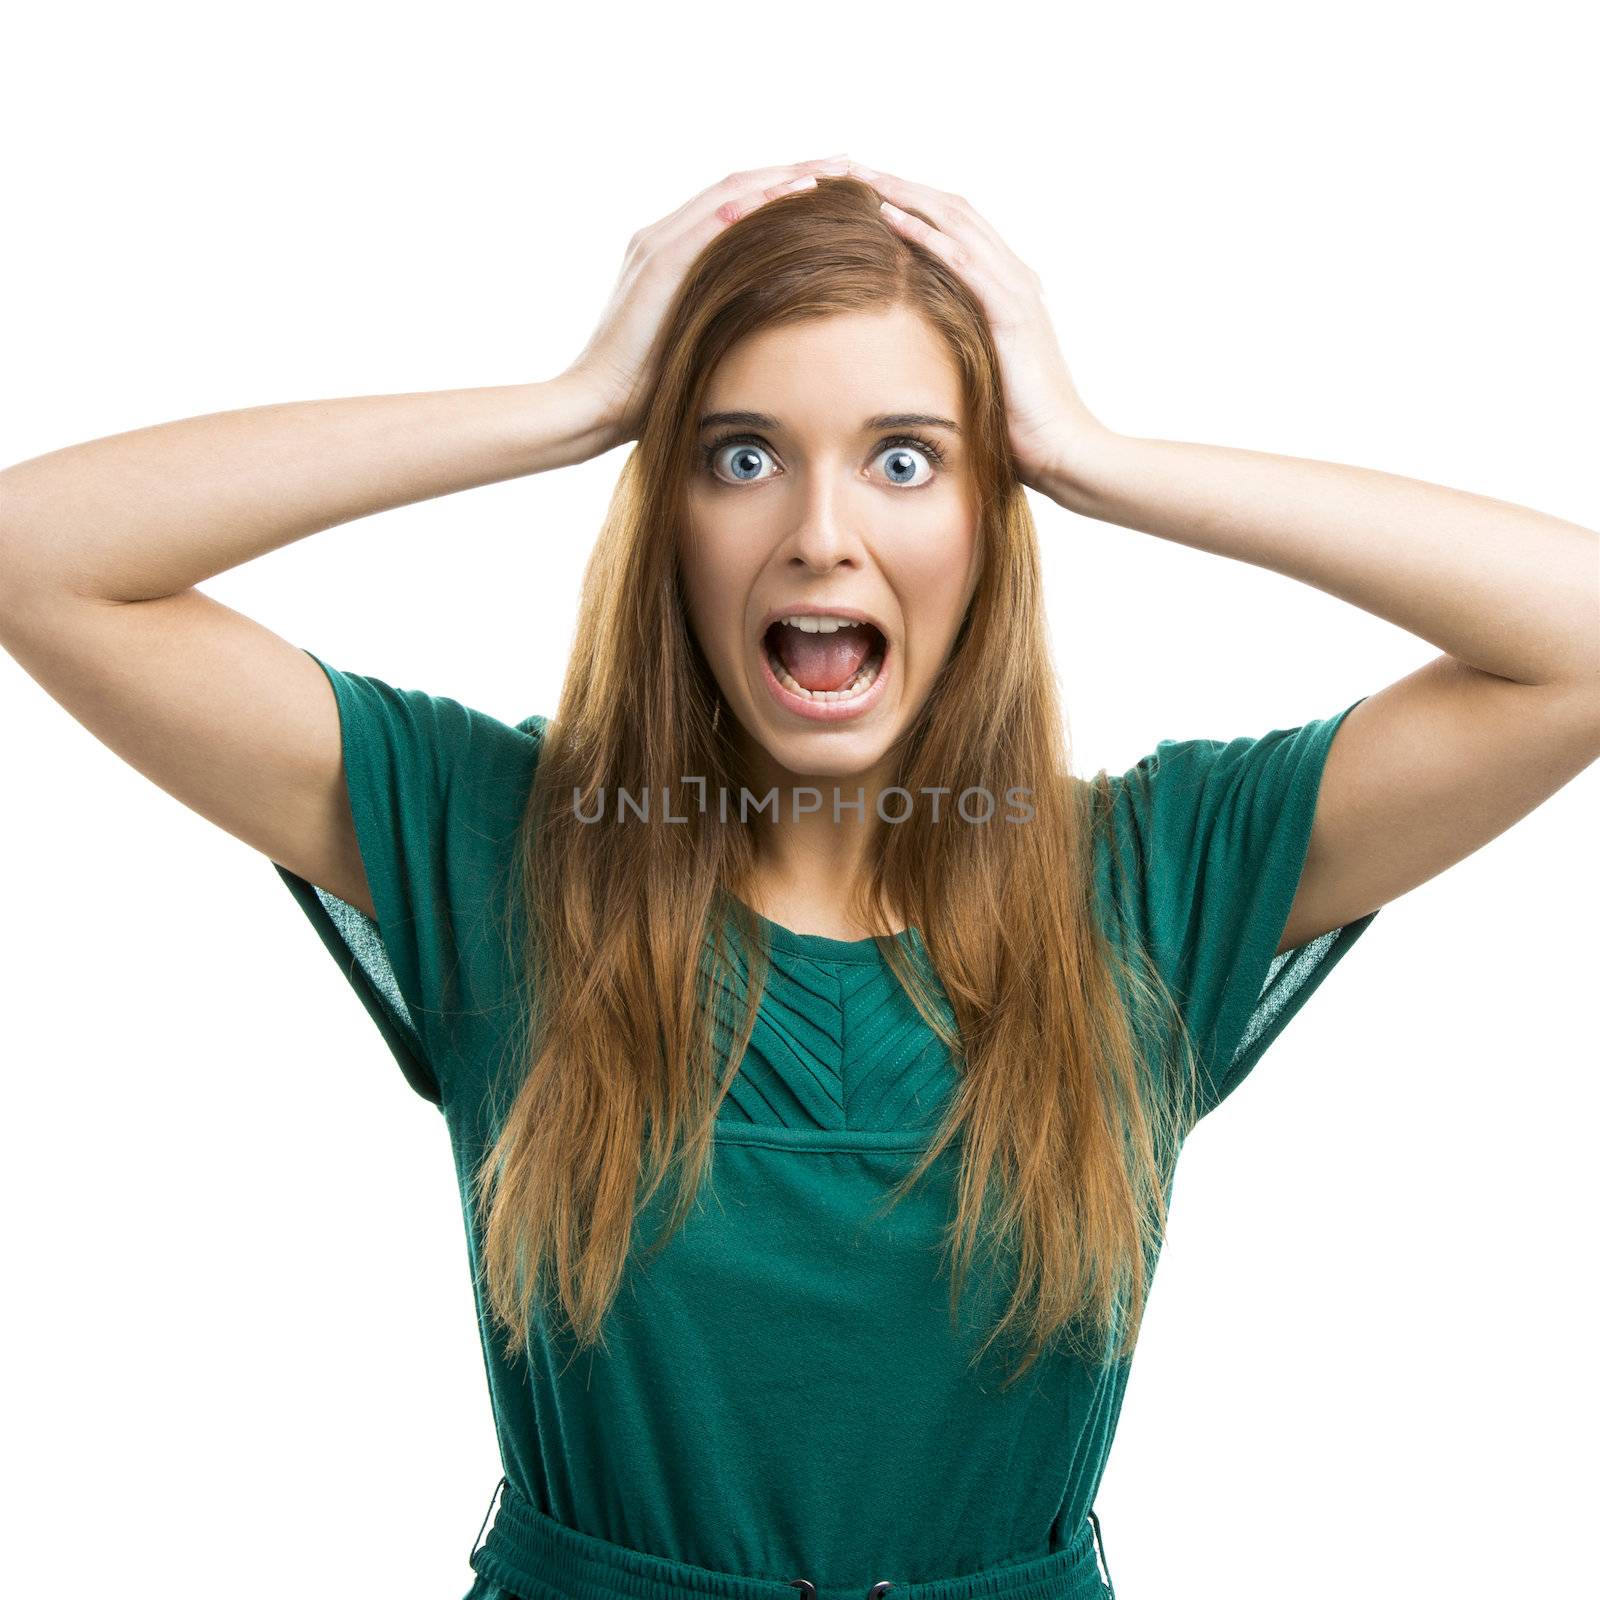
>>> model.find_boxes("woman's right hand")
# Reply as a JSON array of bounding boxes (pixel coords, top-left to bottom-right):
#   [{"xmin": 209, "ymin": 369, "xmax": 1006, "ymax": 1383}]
[{"xmin": 562, "ymin": 154, "xmax": 853, "ymax": 453}]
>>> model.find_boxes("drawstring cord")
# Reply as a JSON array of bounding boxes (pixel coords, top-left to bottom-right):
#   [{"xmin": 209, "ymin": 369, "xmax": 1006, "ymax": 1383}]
[
  {"xmin": 1088, "ymin": 1508, "xmax": 1115, "ymax": 1596},
  {"xmin": 471, "ymin": 1474, "xmax": 508, "ymax": 1563},
  {"xmin": 792, "ymin": 1514, "xmax": 1113, "ymax": 1600},
  {"xmin": 475, "ymin": 1474, "xmax": 1112, "ymax": 1599}
]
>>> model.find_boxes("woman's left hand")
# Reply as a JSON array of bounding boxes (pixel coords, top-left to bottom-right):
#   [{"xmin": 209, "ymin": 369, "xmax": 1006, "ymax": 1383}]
[{"xmin": 846, "ymin": 160, "xmax": 1104, "ymax": 497}]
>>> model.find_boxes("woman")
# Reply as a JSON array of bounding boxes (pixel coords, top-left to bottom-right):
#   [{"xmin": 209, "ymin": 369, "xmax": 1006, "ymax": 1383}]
[{"xmin": 1, "ymin": 154, "xmax": 1594, "ymax": 1599}]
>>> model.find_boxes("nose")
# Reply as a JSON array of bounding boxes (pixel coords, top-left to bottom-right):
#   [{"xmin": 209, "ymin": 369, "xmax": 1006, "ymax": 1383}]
[{"xmin": 778, "ymin": 472, "xmax": 872, "ymax": 574}]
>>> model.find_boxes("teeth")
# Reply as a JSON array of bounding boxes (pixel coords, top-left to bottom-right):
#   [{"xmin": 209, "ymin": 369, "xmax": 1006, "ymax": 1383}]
[{"xmin": 778, "ymin": 614, "xmax": 872, "ymax": 634}]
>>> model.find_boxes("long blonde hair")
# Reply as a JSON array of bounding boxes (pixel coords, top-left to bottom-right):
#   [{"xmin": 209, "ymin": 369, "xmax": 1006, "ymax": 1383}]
[{"xmin": 475, "ymin": 175, "xmax": 1201, "ymax": 1389}]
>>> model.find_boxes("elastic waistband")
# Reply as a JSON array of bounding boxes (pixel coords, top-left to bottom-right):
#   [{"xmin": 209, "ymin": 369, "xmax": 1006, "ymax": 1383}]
[{"xmin": 470, "ymin": 1479, "xmax": 1115, "ymax": 1600}]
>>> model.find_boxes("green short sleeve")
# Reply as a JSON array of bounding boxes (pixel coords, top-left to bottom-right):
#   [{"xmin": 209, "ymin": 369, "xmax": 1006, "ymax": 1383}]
[
  {"xmin": 1097, "ymin": 696, "xmax": 1381, "ymax": 1119},
  {"xmin": 271, "ymin": 650, "xmax": 545, "ymax": 1107}
]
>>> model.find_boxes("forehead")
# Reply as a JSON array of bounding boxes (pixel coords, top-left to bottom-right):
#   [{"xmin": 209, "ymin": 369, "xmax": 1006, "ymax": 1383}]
[{"xmin": 701, "ymin": 307, "xmax": 963, "ymax": 425}]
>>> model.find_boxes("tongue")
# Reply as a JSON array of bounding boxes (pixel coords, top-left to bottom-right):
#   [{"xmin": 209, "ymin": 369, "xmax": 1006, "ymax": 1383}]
[{"xmin": 770, "ymin": 624, "xmax": 875, "ymax": 692}]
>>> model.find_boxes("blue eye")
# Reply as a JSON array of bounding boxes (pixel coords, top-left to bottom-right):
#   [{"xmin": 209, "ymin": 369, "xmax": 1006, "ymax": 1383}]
[
  {"xmin": 707, "ymin": 438, "xmax": 775, "ymax": 483},
  {"xmin": 700, "ymin": 432, "xmax": 946, "ymax": 488}
]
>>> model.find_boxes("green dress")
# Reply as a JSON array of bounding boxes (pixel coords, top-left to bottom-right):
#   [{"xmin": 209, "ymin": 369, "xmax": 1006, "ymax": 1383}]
[{"xmin": 274, "ymin": 650, "xmax": 1380, "ymax": 1600}]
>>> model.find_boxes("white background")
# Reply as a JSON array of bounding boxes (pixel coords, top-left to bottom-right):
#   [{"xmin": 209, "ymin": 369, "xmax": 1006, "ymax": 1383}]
[{"xmin": 2, "ymin": 3, "xmax": 1595, "ymax": 1596}]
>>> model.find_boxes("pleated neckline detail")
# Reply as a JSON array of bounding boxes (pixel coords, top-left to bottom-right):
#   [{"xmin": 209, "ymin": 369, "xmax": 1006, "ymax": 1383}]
[{"xmin": 706, "ymin": 898, "xmax": 960, "ymax": 1135}]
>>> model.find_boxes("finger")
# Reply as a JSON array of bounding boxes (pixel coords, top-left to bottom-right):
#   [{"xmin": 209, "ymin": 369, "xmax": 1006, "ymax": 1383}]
[
  {"xmin": 846, "ymin": 161, "xmax": 1012, "ymax": 256},
  {"xmin": 858, "ymin": 163, "xmax": 1039, "ymax": 298},
  {"xmin": 654, "ymin": 156, "xmax": 850, "ymax": 236},
  {"xmin": 876, "ymin": 199, "xmax": 1018, "ymax": 317},
  {"xmin": 674, "ymin": 162, "xmax": 845, "ymax": 252},
  {"xmin": 873, "ymin": 200, "xmax": 970, "ymax": 276}
]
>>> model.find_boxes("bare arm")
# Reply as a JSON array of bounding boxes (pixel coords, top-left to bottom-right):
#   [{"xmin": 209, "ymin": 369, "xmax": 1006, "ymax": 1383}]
[
  {"xmin": 0, "ymin": 374, "xmax": 614, "ymax": 920},
  {"xmin": 0, "ymin": 157, "xmax": 844, "ymax": 924},
  {"xmin": 859, "ymin": 154, "xmax": 1600, "ymax": 968},
  {"xmin": 0, "ymin": 376, "xmax": 616, "ymax": 603}
]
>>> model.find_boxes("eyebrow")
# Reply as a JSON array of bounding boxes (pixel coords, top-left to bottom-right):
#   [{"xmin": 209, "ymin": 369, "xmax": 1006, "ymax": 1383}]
[{"xmin": 696, "ymin": 409, "xmax": 962, "ymax": 435}]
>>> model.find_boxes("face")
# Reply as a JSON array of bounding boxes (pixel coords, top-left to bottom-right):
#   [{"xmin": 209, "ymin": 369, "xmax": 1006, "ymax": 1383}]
[{"xmin": 680, "ymin": 306, "xmax": 981, "ymax": 788}]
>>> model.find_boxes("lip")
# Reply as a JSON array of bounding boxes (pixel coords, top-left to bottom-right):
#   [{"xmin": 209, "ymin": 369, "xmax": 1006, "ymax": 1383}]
[{"xmin": 756, "ymin": 617, "xmax": 892, "ymax": 724}]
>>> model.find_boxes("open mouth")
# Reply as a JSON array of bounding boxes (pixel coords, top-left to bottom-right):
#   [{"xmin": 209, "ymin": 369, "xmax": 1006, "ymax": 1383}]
[{"xmin": 761, "ymin": 617, "xmax": 889, "ymax": 703}]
